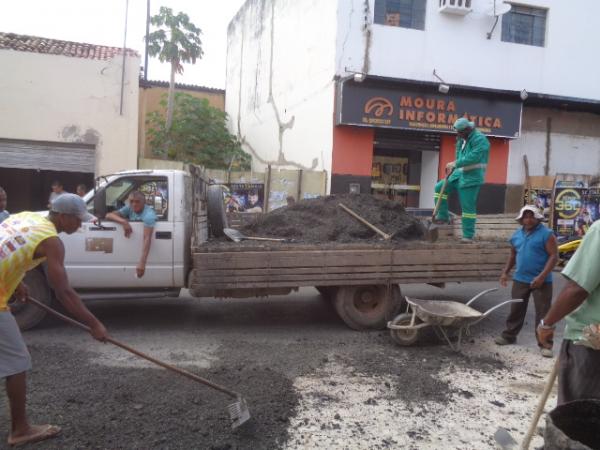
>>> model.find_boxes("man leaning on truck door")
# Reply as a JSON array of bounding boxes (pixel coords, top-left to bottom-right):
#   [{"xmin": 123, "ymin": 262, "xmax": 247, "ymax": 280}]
[{"xmin": 106, "ymin": 190, "xmax": 156, "ymax": 278}]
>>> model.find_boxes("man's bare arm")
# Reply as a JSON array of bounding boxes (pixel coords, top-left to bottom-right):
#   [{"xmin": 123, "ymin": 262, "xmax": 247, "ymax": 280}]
[
  {"xmin": 531, "ymin": 234, "xmax": 558, "ymax": 288},
  {"xmin": 106, "ymin": 211, "xmax": 132, "ymax": 237},
  {"xmin": 137, "ymin": 227, "xmax": 153, "ymax": 278},
  {"xmin": 35, "ymin": 237, "xmax": 107, "ymax": 340},
  {"xmin": 500, "ymin": 246, "xmax": 516, "ymax": 286}
]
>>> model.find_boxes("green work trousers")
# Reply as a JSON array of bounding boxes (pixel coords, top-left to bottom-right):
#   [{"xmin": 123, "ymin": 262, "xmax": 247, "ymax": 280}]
[{"xmin": 434, "ymin": 178, "xmax": 481, "ymax": 239}]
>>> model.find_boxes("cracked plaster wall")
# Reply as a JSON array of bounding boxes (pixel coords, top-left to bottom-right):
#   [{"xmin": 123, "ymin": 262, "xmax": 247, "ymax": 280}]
[
  {"xmin": 0, "ymin": 50, "xmax": 140, "ymax": 175},
  {"xmin": 226, "ymin": 0, "xmax": 338, "ymax": 181}
]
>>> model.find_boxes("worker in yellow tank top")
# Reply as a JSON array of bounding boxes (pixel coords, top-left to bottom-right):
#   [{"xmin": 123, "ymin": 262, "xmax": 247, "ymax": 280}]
[
  {"xmin": 0, "ymin": 212, "xmax": 58, "ymax": 308},
  {"xmin": 0, "ymin": 194, "xmax": 108, "ymax": 447}
]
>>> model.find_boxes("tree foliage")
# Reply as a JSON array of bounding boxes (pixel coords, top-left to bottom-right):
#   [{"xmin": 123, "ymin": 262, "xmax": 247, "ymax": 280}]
[
  {"xmin": 146, "ymin": 92, "xmax": 251, "ymax": 170},
  {"xmin": 146, "ymin": 7, "xmax": 203, "ymax": 130}
]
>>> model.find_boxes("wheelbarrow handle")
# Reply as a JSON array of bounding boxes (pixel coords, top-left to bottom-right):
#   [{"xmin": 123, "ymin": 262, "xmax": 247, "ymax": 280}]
[
  {"xmin": 475, "ymin": 299, "xmax": 523, "ymax": 324},
  {"xmin": 465, "ymin": 288, "xmax": 499, "ymax": 307}
]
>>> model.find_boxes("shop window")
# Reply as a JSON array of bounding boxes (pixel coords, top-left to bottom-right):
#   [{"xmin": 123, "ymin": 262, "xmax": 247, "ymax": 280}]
[
  {"xmin": 374, "ymin": 0, "xmax": 426, "ymax": 30},
  {"xmin": 501, "ymin": 4, "xmax": 547, "ymax": 47}
]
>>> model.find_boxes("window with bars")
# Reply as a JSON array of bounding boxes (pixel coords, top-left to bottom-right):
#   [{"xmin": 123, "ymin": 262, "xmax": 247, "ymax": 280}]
[
  {"xmin": 374, "ymin": 0, "xmax": 427, "ymax": 30},
  {"xmin": 501, "ymin": 5, "xmax": 547, "ymax": 47}
]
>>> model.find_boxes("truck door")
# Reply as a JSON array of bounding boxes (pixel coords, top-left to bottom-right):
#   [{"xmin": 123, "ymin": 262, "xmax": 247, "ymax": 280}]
[{"xmin": 64, "ymin": 175, "xmax": 175, "ymax": 288}]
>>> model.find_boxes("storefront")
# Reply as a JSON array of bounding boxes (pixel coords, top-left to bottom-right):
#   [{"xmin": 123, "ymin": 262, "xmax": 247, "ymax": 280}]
[{"xmin": 331, "ymin": 78, "xmax": 523, "ymax": 212}]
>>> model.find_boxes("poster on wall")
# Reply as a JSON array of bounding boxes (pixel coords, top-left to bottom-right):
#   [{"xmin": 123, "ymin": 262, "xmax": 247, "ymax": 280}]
[
  {"xmin": 527, "ymin": 189, "xmax": 553, "ymax": 221},
  {"xmin": 552, "ymin": 182, "xmax": 586, "ymax": 238},
  {"xmin": 224, "ymin": 183, "xmax": 264, "ymax": 213}
]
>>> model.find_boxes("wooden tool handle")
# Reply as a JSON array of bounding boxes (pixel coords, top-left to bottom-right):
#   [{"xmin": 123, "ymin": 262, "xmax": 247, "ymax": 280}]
[
  {"xmin": 431, "ymin": 171, "xmax": 452, "ymax": 221},
  {"xmin": 27, "ymin": 296, "xmax": 239, "ymax": 399},
  {"xmin": 338, "ymin": 203, "xmax": 391, "ymax": 240},
  {"xmin": 520, "ymin": 358, "xmax": 559, "ymax": 450},
  {"xmin": 245, "ymin": 236, "xmax": 287, "ymax": 242}
]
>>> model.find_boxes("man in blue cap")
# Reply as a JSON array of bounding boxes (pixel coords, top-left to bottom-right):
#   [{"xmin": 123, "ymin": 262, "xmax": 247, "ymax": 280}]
[{"xmin": 433, "ymin": 117, "xmax": 490, "ymax": 242}]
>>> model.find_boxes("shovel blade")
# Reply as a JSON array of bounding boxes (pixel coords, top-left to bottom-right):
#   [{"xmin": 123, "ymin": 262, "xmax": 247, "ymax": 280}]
[
  {"xmin": 494, "ymin": 427, "xmax": 518, "ymax": 450},
  {"xmin": 228, "ymin": 397, "xmax": 251, "ymax": 429},
  {"xmin": 421, "ymin": 220, "xmax": 439, "ymax": 243},
  {"xmin": 223, "ymin": 228, "xmax": 244, "ymax": 243}
]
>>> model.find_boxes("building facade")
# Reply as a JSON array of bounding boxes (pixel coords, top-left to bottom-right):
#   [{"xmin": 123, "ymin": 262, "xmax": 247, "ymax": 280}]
[
  {"xmin": 226, "ymin": 0, "xmax": 600, "ymax": 212},
  {"xmin": 0, "ymin": 32, "xmax": 140, "ymax": 211}
]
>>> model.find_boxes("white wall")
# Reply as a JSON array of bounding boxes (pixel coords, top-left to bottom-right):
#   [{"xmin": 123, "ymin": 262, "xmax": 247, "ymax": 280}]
[
  {"xmin": 0, "ymin": 50, "xmax": 140, "ymax": 176},
  {"xmin": 508, "ymin": 108, "xmax": 600, "ymax": 184},
  {"xmin": 419, "ymin": 150, "xmax": 439, "ymax": 208},
  {"xmin": 337, "ymin": 0, "xmax": 600, "ymax": 101},
  {"xmin": 226, "ymin": 0, "xmax": 338, "ymax": 182}
]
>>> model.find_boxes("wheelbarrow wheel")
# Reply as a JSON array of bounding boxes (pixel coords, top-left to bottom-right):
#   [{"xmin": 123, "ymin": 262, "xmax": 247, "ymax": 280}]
[{"xmin": 389, "ymin": 313, "xmax": 420, "ymax": 346}]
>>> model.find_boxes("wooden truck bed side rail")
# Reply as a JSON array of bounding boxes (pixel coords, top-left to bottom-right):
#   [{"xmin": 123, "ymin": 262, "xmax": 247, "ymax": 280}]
[{"xmin": 190, "ymin": 242, "xmax": 510, "ymax": 290}]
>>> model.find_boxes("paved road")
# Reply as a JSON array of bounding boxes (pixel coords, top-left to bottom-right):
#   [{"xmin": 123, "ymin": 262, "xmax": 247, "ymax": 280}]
[{"xmin": 1, "ymin": 276, "xmax": 567, "ymax": 449}]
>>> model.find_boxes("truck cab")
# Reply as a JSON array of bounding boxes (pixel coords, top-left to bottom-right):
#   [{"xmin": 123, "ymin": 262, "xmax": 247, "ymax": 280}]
[{"xmin": 65, "ymin": 170, "xmax": 193, "ymax": 292}]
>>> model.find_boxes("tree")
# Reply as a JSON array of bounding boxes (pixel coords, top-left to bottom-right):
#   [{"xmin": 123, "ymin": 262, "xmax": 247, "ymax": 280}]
[
  {"xmin": 146, "ymin": 6, "xmax": 203, "ymax": 131},
  {"xmin": 146, "ymin": 92, "xmax": 251, "ymax": 170}
]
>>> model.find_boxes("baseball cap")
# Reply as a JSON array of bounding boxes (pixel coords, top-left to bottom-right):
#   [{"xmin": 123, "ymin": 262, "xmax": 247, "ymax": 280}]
[
  {"xmin": 515, "ymin": 205, "xmax": 544, "ymax": 221},
  {"xmin": 51, "ymin": 193, "xmax": 96, "ymax": 222},
  {"xmin": 453, "ymin": 117, "xmax": 475, "ymax": 131}
]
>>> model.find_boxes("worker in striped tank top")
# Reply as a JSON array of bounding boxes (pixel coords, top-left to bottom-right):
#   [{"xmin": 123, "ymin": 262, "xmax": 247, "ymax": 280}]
[{"xmin": 0, "ymin": 194, "xmax": 108, "ymax": 447}]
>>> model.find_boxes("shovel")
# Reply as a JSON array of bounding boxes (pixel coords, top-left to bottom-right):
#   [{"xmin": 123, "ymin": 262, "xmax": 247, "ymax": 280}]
[
  {"xmin": 223, "ymin": 227, "xmax": 288, "ymax": 243},
  {"xmin": 495, "ymin": 357, "xmax": 559, "ymax": 450},
  {"xmin": 338, "ymin": 203, "xmax": 392, "ymax": 240},
  {"xmin": 424, "ymin": 169, "xmax": 453, "ymax": 243},
  {"xmin": 27, "ymin": 296, "xmax": 251, "ymax": 429}
]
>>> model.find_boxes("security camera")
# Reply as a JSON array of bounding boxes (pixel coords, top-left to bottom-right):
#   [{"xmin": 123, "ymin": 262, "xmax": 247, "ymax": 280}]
[
  {"xmin": 438, "ymin": 83, "xmax": 450, "ymax": 94},
  {"xmin": 520, "ymin": 89, "xmax": 528, "ymax": 100},
  {"xmin": 353, "ymin": 73, "xmax": 366, "ymax": 83}
]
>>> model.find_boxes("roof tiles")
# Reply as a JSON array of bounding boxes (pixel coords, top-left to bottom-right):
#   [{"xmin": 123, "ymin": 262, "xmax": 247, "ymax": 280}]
[{"xmin": 0, "ymin": 32, "xmax": 139, "ymax": 61}]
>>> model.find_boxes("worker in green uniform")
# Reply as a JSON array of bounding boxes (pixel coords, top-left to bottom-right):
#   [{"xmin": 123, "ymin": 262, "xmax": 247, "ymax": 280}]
[{"xmin": 433, "ymin": 117, "xmax": 490, "ymax": 242}]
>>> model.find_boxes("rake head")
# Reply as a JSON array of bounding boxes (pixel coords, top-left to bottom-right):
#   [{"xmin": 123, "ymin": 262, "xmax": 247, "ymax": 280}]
[{"xmin": 227, "ymin": 396, "xmax": 251, "ymax": 429}]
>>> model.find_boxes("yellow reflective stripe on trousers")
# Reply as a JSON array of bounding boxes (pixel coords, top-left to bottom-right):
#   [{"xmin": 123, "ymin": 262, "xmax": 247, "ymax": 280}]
[
  {"xmin": 433, "ymin": 194, "xmax": 448, "ymax": 199},
  {"xmin": 462, "ymin": 213, "xmax": 477, "ymax": 219}
]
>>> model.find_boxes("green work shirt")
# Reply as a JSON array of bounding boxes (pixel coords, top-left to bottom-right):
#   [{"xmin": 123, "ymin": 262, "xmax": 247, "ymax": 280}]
[
  {"xmin": 448, "ymin": 128, "xmax": 490, "ymax": 188},
  {"xmin": 562, "ymin": 220, "xmax": 600, "ymax": 341}
]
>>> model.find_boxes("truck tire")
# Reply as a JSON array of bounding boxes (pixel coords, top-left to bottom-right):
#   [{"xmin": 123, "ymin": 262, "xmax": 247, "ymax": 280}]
[
  {"xmin": 334, "ymin": 284, "xmax": 403, "ymax": 330},
  {"xmin": 207, "ymin": 185, "xmax": 228, "ymax": 237},
  {"xmin": 9, "ymin": 269, "xmax": 52, "ymax": 331}
]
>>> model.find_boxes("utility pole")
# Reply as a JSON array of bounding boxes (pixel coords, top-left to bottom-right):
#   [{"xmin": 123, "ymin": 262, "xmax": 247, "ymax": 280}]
[{"xmin": 144, "ymin": 0, "xmax": 150, "ymax": 80}]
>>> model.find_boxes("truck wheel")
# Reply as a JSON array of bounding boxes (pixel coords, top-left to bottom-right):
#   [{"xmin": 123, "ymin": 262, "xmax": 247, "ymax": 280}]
[
  {"xmin": 334, "ymin": 285, "xmax": 403, "ymax": 330},
  {"xmin": 207, "ymin": 185, "xmax": 228, "ymax": 237},
  {"xmin": 389, "ymin": 313, "xmax": 420, "ymax": 346},
  {"xmin": 9, "ymin": 269, "xmax": 52, "ymax": 331}
]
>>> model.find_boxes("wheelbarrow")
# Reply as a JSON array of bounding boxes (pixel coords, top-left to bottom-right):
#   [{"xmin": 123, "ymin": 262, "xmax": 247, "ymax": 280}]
[{"xmin": 387, "ymin": 288, "xmax": 522, "ymax": 351}]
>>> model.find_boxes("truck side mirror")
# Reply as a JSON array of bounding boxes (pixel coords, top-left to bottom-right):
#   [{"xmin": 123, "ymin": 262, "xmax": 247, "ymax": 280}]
[{"xmin": 93, "ymin": 189, "xmax": 107, "ymax": 220}]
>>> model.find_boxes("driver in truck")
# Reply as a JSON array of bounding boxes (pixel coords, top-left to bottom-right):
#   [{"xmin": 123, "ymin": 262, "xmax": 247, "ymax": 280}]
[
  {"xmin": 0, "ymin": 193, "xmax": 108, "ymax": 447},
  {"xmin": 106, "ymin": 190, "xmax": 156, "ymax": 278}
]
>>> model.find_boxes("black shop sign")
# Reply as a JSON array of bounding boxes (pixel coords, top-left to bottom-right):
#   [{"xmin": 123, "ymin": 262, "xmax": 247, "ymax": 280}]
[{"xmin": 337, "ymin": 81, "xmax": 522, "ymax": 138}]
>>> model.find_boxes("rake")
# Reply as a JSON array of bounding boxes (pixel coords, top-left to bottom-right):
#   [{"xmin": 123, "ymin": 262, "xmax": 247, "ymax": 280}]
[{"xmin": 27, "ymin": 296, "xmax": 251, "ymax": 429}]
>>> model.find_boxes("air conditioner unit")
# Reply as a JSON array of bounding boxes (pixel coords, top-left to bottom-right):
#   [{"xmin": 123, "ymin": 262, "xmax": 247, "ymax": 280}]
[{"xmin": 439, "ymin": 0, "xmax": 472, "ymax": 15}]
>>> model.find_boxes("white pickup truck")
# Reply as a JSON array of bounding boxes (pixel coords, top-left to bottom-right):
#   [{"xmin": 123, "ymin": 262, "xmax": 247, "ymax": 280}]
[{"xmin": 14, "ymin": 168, "xmax": 508, "ymax": 331}]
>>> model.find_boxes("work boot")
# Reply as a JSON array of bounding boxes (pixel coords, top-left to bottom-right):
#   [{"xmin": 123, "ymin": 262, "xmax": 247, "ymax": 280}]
[
  {"xmin": 495, "ymin": 336, "xmax": 515, "ymax": 346},
  {"xmin": 433, "ymin": 218, "xmax": 450, "ymax": 225},
  {"xmin": 540, "ymin": 347, "xmax": 553, "ymax": 358},
  {"xmin": 460, "ymin": 237, "xmax": 474, "ymax": 243}
]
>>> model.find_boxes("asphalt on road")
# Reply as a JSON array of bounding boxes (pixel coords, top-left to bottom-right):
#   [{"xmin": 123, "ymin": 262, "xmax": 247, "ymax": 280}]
[{"xmin": 0, "ymin": 276, "xmax": 567, "ymax": 449}]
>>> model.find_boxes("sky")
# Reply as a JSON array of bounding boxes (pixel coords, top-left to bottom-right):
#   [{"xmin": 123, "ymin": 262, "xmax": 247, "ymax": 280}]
[{"xmin": 0, "ymin": 0, "xmax": 247, "ymax": 89}]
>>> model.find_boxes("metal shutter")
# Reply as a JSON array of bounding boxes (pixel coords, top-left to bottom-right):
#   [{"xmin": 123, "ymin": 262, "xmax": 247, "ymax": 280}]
[
  {"xmin": 0, "ymin": 139, "xmax": 95, "ymax": 173},
  {"xmin": 374, "ymin": 129, "xmax": 440, "ymax": 152}
]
